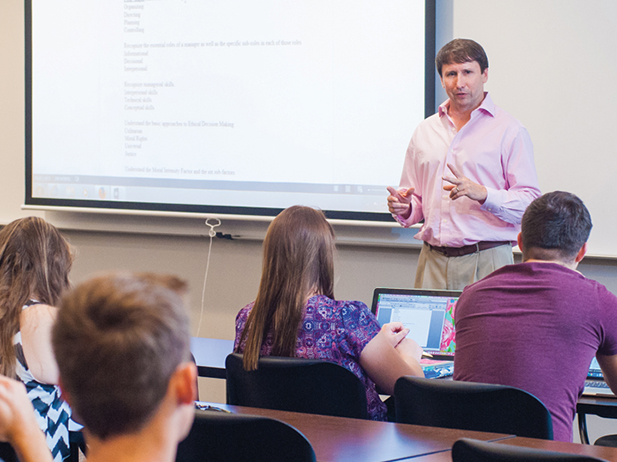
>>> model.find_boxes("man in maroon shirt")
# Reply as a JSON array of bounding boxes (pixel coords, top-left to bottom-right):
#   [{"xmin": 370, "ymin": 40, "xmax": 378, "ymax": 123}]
[{"xmin": 454, "ymin": 191, "xmax": 617, "ymax": 441}]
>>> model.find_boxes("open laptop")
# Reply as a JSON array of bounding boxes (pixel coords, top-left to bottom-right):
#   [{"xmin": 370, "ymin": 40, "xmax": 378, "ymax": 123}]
[
  {"xmin": 371, "ymin": 288, "xmax": 461, "ymax": 361},
  {"xmin": 583, "ymin": 357, "xmax": 615, "ymax": 397}
]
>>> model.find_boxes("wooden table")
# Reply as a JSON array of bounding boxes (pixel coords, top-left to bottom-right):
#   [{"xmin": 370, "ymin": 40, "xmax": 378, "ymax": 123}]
[
  {"xmin": 202, "ymin": 402, "xmax": 514, "ymax": 462},
  {"xmin": 190, "ymin": 338, "xmax": 617, "ymax": 448},
  {"xmin": 577, "ymin": 394, "xmax": 617, "ymax": 444}
]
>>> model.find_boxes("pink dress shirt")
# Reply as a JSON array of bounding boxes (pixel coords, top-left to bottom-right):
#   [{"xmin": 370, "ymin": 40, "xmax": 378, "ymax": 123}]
[{"xmin": 396, "ymin": 93, "xmax": 541, "ymax": 247}]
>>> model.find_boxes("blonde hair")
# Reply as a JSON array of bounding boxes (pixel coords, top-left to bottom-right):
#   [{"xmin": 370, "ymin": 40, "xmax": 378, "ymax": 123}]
[
  {"xmin": 239, "ymin": 206, "xmax": 335, "ymax": 370},
  {"xmin": 0, "ymin": 217, "xmax": 73, "ymax": 377}
]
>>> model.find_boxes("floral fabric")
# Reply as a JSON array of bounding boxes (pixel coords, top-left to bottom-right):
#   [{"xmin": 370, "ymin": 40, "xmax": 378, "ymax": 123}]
[{"xmin": 234, "ymin": 295, "xmax": 387, "ymax": 420}]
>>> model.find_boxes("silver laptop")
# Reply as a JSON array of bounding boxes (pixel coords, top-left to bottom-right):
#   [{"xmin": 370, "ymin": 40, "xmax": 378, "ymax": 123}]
[
  {"xmin": 583, "ymin": 358, "xmax": 615, "ymax": 397},
  {"xmin": 371, "ymin": 288, "xmax": 461, "ymax": 360}
]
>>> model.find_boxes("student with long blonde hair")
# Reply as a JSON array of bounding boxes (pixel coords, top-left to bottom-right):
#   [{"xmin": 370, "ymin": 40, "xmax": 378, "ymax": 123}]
[
  {"xmin": 235, "ymin": 206, "xmax": 424, "ymax": 420},
  {"xmin": 0, "ymin": 217, "xmax": 73, "ymax": 461}
]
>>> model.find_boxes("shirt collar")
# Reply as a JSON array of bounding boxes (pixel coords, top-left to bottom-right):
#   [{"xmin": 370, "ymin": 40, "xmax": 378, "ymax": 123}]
[{"xmin": 438, "ymin": 92, "xmax": 495, "ymax": 118}]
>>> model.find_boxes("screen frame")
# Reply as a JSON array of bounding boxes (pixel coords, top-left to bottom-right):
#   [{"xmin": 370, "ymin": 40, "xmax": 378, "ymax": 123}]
[{"xmin": 24, "ymin": 0, "xmax": 436, "ymax": 223}]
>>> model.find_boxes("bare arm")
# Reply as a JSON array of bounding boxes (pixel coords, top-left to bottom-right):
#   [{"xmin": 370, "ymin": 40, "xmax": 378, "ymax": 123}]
[
  {"xmin": 359, "ymin": 323, "xmax": 424, "ymax": 395},
  {"xmin": 0, "ymin": 375, "xmax": 53, "ymax": 462},
  {"xmin": 20, "ymin": 304, "xmax": 60, "ymax": 385},
  {"xmin": 596, "ymin": 354, "xmax": 617, "ymax": 394}
]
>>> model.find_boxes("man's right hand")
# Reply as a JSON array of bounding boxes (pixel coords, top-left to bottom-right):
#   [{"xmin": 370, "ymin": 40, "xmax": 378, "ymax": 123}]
[{"xmin": 387, "ymin": 186, "xmax": 414, "ymax": 216}]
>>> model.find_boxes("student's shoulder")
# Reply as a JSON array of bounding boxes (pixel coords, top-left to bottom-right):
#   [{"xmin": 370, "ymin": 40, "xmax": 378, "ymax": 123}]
[
  {"xmin": 590, "ymin": 280, "xmax": 617, "ymax": 308},
  {"xmin": 235, "ymin": 301, "xmax": 254, "ymax": 322},
  {"xmin": 313, "ymin": 296, "xmax": 368, "ymax": 312},
  {"xmin": 307, "ymin": 296, "xmax": 370, "ymax": 320},
  {"xmin": 20, "ymin": 303, "xmax": 57, "ymax": 331}
]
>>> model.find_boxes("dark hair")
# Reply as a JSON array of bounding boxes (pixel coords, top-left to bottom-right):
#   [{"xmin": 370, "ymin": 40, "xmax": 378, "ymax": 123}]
[
  {"xmin": 521, "ymin": 191, "xmax": 592, "ymax": 262},
  {"xmin": 435, "ymin": 38, "xmax": 489, "ymax": 77},
  {"xmin": 52, "ymin": 272, "xmax": 190, "ymax": 440},
  {"xmin": 0, "ymin": 217, "xmax": 73, "ymax": 378},
  {"xmin": 239, "ymin": 206, "xmax": 335, "ymax": 370}
]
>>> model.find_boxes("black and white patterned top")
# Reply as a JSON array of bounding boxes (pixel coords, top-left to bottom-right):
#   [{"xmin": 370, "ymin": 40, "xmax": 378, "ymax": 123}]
[{"xmin": 13, "ymin": 302, "xmax": 70, "ymax": 461}]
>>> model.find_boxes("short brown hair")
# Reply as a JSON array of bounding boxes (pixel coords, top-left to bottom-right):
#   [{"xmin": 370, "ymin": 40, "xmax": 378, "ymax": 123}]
[
  {"xmin": 435, "ymin": 38, "xmax": 489, "ymax": 77},
  {"xmin": 521, "ymin": 191, "xmax": 592, "ymax": 263},
  {"xmin": 52, "ymin": 273, "xmax": 190, "ymax": 440},
  {"xmin": 0, "ymin": 217, "xmax": 73, "ymax": 377}
]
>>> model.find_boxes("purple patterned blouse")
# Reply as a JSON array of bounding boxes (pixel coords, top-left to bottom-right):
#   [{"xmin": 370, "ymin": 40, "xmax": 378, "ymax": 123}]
[{"xmin": 234, "ymin": 295, "xmax": 386, "ymax": 420}]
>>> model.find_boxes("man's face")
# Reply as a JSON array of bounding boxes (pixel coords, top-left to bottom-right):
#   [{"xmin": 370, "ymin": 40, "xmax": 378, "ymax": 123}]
[{"xmin": 440, "ymin": 60, "xmax": 488, "ymax": 113}]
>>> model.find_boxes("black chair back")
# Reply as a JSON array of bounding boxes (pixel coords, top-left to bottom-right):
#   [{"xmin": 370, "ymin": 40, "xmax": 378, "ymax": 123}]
[
  {"xmin": 0, "ymin": 442, "xmax": 17, "ymax": 462},
  {"xmin": 594, "ymin": 434, "xmax": 617, "ymax": 447},
  {"xmin": 395, "ymin": 377, "xmax": 553, "ymax": 439},
  {"xmin": 225, "ymin": 353, "xmax": 368, "ymax": 419},
  {"xmin": 452, "ymin": 438, "xmax": 607, "ymax": 462},
  {"xmin": 175, "ymin": 409, "xmax": 316, "ymax": 462}
]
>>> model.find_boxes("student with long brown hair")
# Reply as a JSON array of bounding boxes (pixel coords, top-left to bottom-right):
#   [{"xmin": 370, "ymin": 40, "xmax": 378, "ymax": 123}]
[
  {"xmin": 0, "ymin": 217, "xmax": 73, "ymax": 461},
  {"xmin": 235, "ymin": 206, "xmax": 424, "ymax": 421}
]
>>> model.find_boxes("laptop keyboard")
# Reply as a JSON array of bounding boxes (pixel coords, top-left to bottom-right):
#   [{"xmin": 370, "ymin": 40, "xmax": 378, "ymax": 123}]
[
  {"xmin": 583, "ymin": 380, "xmax": 616, "ymax": 397},
  {"xmin": 585, "ymin": 380, "xmax": 610, "ymax": 389}
]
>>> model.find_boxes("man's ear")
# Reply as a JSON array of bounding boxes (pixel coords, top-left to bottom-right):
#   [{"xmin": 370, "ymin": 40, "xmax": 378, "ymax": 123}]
[
  {"xmin": 171, "ymin": 362, "xmax": 198, "ymax": 405},
  {"xmin": 516, "ymin": 232, "xmax": 524, "ymax": 253},
  {"xmin": 575, "ymin": 242, "xmax": 588, "ymax": 263},
  {"xmin": 57, "ymin": 376, "xmax": 73, "ymax": 407},
  {"xmin": 57, "ymin": 376, "xmax": 84, "ymax": 424}
]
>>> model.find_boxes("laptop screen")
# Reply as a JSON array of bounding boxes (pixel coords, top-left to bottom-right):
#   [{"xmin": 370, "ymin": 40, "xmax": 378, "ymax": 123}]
[
  {"xmin": 588, "ymin": 357, "xmax": 603, "ymax": 379},
  {"xmin": 371, "ymin": 288, "xmax": 461, "ymax": 359}
]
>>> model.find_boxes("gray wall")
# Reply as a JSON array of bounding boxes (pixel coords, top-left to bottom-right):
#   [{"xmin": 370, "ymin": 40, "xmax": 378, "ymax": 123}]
[{"xmin": 2, "ymin": 0, "xmax": 617, "ymax": 441}]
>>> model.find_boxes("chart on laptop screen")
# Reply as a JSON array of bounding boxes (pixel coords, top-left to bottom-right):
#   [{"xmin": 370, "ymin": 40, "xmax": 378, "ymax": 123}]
[{"xmin": 372, "ymin": 289, "xmax": 460, "ymax": 357}]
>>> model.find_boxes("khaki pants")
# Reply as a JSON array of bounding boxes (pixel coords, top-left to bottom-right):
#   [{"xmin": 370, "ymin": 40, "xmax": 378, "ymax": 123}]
[{"xmin": 414, "ymin": 242, "xmax": 514, "ymax": 290}]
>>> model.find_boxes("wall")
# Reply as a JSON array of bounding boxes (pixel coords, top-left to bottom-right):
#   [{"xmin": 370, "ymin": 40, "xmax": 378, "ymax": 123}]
[
  {"xmin": 450, "ymin": 0, "xmax": 617, "ymax": 257},
  {"xmin": 3, "ymin": 0, "xmax": 617, "ymax": 442}
]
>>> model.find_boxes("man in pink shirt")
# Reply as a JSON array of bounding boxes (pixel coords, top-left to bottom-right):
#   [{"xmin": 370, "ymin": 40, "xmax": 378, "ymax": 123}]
[{"xmin": 387, "ymin": 38, "xmax": 541, "ymax": 290}]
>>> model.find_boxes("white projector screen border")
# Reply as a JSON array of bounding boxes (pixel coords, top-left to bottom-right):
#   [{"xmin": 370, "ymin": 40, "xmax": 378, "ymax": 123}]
[{"xmin": 25, "ymin": 0, "xmax": 436, "ymax": 223}]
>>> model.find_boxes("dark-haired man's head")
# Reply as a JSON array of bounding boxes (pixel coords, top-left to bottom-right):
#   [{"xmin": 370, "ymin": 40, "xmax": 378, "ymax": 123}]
[
  {"xmin": 435, "ymin": 38, "xmax": 489, "ymax": 78},
  {"xmin": 52, "ymin": 272, "xmax": 196, "ymax": 442},
  {"xmin": 520, "ymin": 191, "xmax": 592, "ymax": 265}
]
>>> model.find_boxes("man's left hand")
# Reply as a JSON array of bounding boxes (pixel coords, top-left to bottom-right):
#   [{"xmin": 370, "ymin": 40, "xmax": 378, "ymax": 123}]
[{"xmin": 443, "ymin": 163, "xmax": 488, "ymax": 203}]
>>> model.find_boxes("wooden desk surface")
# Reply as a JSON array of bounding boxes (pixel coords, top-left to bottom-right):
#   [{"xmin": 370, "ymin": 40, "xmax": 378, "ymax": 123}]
[
  {"xmin": 190, "ymin": 337, "xmax": 617, "ymax": 449},
  {"xmin": 578, "ymin": 394, "xmax": 617, "ymax": 419},
  {"xmin": 203, "ymin": 402, "xmax": 514, "ymax": 462}
]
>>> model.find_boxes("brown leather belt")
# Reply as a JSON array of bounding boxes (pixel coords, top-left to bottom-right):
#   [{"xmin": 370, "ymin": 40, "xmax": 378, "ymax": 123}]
[{"xmin": 426, "ymin": 241, "xmax": 511, "ymax": 258}]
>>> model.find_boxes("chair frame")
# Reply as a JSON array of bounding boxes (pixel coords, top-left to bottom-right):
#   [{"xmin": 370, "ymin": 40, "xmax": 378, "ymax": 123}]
[
  {"xmin": 395, "ymin": 376, "xmax": 553, "ymax": 440},
  {"xmin": 225, "ymin": 353, "xmax": 369, "ymax": 419},
  {"xmin": 452, "ymin": 438, "xmax": 607, "ymax": 462},
  {"xmin": 175, "ymin": 409, "xmax": 316, "ymax": 462},
  {"xmin": 0, "ymin": 442, "xmax": 17, "ymax": 462}
]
